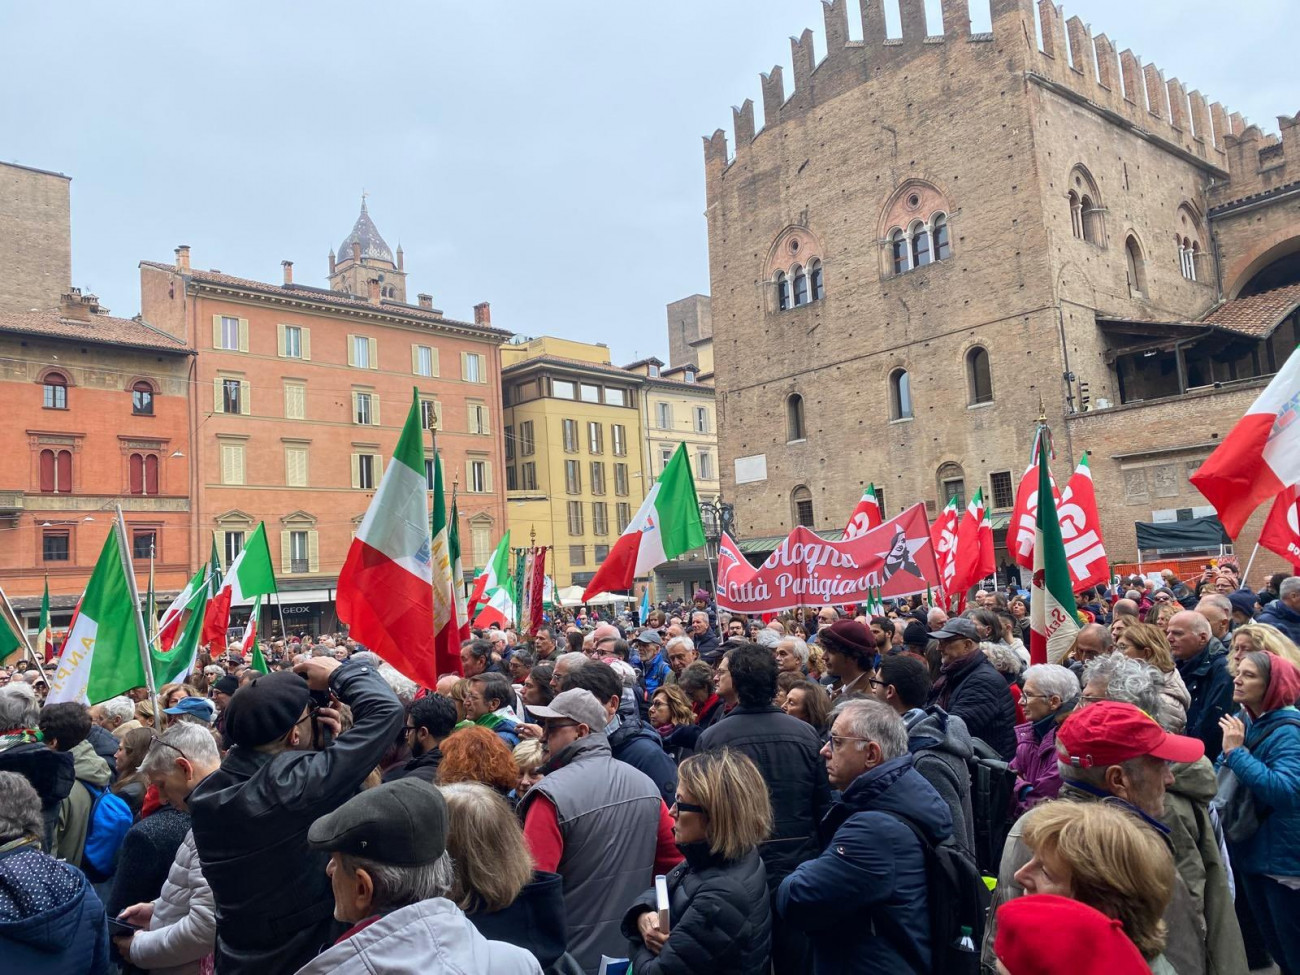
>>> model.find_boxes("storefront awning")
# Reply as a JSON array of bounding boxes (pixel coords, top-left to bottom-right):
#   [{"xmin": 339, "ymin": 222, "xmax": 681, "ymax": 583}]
[{"xmin": 232, "ymin": 588, "xmax": 332, "ymax": 608}]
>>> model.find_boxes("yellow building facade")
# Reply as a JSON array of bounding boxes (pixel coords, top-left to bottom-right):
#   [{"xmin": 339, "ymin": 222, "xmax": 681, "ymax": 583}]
[{"xmin": 501, "ymin": 337, "xmax": 648, "ymax": 589}]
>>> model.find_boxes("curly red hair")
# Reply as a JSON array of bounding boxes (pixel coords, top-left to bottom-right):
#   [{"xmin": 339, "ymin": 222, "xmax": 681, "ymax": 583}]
[{"xmin": 436, "ymin": 725, "xmax": 518, "ymax": 793}]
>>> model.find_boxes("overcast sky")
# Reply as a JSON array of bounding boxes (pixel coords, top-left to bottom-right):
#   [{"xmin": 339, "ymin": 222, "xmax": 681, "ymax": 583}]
[{"xmin": 2, "ymin": 0, "xmax": 1290, "ymax": 365}]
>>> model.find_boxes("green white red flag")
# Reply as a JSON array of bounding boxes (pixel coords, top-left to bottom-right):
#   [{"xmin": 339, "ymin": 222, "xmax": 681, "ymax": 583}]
[
  {"xmin": 582, "ymin": 443, "xmax": 706, "ymax": 600},
  {"xmin": 46, "ymin": 527, "xmax": 145, "ymax": 705},
  {"xmin": 36, "ymin": 577, "xmax": 52, "ymax": 662},
  {"xmin": 429, "ymin": 448, "xmax": 460, "ymax": 677},
  {"xmin": 241, "ymin": 595, "xmax": 268, "ymax": 674},
  {"xmin": 841, "ymin": 483, "xmax": 883, "ymax": 540},
  {"xmin": 203, "ymin": 523, "xmax": 277, "ymax": 649},
  {"xmin": 449, "ymin": 494, "xmax": 471, "ymax": 645},
  {"xmin": 337, "ymin": 390, "xmax": 439, "ymax": 687},
  {"xmin": 471, "ymin": 531, "xmax": 515, "ymax": 629},
  {"xmin": 1030, "ymin": 431, "xmax": 1080, "ymax": 665}
]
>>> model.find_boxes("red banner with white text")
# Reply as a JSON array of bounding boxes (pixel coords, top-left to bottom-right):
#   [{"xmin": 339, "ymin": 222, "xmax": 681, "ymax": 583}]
[{"xmin": 716, "ymin": 503, "xmax": 941, "ymax": 614}]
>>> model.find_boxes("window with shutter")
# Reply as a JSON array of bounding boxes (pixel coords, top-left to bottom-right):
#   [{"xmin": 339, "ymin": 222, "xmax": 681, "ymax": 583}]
[
  {"xmin": 308, "ymin": 531, "xmax": 320, "ymax": 573},
  {"xmin": 54, "ymin": 450, "xmax": 72, "ymax": 494},
  {"xmin": 129, "ymin": 454, "xmax": 144, "ymax": 495},
  {"xmin": 284, "ymin": 382, "xmax": 305, "ymax": 420},
  {"xmin": 144, "ymin": 454, "xmax": 159, "ymax": 495},
  {"xmin": 239, "ymin": 380, "xmax": 251, "ymax": 415},
  {"xmin": 286, "ymin": 447, "xmax": 308, "ymax": 487}
]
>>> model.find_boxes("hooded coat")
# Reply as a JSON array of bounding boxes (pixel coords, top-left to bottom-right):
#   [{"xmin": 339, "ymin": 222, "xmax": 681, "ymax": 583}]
[
  {"xmin": 1256, "ymin": 598, "xmax": 1300, "ymax": 644},
  {"xmin": 621, "ymin": 843, "xmax": 771, "ymax": 975},
  {"xmin": 904, "ymin": 706, "xmax": 976, "ymax": 856},
  {"xmin": 293, "ymin": 897, "xmax": 541, "ymax": 975},
  {"xmin": 52, "ymin": 739, "xmax": 113, "ymax": 870},
  {"xmin": 0, "ymin": 737, "xmax": 74, "ymax": 850},
  {"xmin": 776, "ymin": 754, "xmax": 953, "ymax": 975},
  {"xmin": 0, "ymin": 842, "xmax": 109, "ymax": 975},
  {"xmin": 1177, "ymin": 643, "xmax": 1235, "ymax": 759},
  {"xmin": 469, "ymin": 870, "xmax": 577, "ymax": 974}
]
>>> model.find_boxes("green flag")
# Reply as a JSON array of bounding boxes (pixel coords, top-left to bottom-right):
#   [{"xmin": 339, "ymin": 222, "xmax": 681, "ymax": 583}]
[
  {"xmin": 0, "ymin": 613, "xmax": 20, "ymax": 659},
  {"xmin": 153, "ymin": 575, "xmax": 208, "ymax": 686},
  {"xmin": 46, "ymin": 527, "xmax": 145, "ymax": 704},
  {"xmin": 36, "ymin": 578, "xmax": 51, "ymax": 661}
]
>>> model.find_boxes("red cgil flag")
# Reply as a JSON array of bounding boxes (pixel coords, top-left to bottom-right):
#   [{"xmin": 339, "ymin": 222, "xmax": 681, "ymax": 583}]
[
  {"xmin": 1259, "ymin": 485, "xmax": 1300, "ymax": 570},
  {"xmin": 951, "ymin": 489, "xmax": 995, "ymax": 596},
  {"xmin": 527, "ymin": 547, "xmax": 547, "ymax": 634},
  {"xmin": 930, "ymin": 496, "xmax": 960, "ymax": 598}
]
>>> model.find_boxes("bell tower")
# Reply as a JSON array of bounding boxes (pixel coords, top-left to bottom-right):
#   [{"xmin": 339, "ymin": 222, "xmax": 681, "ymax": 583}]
[{"xmin": 328, "ymin": 195, "xmax": 406, "ymax": 302}]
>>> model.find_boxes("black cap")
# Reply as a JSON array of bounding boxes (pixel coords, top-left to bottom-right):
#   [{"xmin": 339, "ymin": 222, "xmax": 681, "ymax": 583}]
[
  {"xmin": 308, "ymin": 778, "xmax": 447, "ymax": 865},
  {"xmin": 222, "ymin": 671, "xmax": 310, "ymax": 748},
  {"xmin": 902, "ymin": 621, "xmax": 930, "ymax": 648},
  {"xmin": 213, "ymin": 675, "xmax": 240, "ymax": 697}
]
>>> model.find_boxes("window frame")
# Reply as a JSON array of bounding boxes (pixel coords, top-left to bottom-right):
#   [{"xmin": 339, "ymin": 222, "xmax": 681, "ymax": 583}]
[
  {"xmin": 966, "ymin": 346, "xmax": 993, "ymax": 406},
  {"xmin": 42, "ymin": 529, "xmax": 71, "ymax": 563},
  {"xmin": 43, "ymin": 373, "xmax": 68, "ymax": 410},
  {"xmin": 787, "ymin": 393, "xmax": 806, "ymax": 442},
  {"xmin": 131, "ymin": 381, "xmax": 155, "ymax": 416},
  {"xmin": 890, "ymin": 369, "xmax": 914, "ymax": 421}
]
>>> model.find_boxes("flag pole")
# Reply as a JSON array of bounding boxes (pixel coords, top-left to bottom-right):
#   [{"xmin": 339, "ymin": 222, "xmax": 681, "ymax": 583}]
[
  {"xmin": 1241, "ymin": 542, "xmax": 1261, "ymax": 589},
  {"xmin": 0, "ymin": 584, "xmax": 50, "ymax": 684},
  {"xmin": 115, "ymin": 505, "xmax": 160, "ymax": 728}
]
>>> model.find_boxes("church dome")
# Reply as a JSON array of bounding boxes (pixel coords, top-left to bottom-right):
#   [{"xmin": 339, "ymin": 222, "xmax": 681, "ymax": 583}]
[{"xmin": 337, "ymin": 200, "xmax": 394, "ymax": 265}]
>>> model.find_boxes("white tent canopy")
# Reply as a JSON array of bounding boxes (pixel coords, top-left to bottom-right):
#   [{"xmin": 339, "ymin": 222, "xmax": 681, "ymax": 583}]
[{"xmin": 558, "ymin": 586, "xmax": 631, "ymax": 607}]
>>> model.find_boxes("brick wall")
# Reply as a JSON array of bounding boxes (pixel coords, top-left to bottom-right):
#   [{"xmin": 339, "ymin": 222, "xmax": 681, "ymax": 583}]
[{"xmin": 0, "ymin": 162, "xmax": 71, "ymax": 315}]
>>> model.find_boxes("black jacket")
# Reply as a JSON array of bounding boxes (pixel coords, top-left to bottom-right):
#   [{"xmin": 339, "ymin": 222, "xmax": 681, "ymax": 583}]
[
  {"xmin": 607, "ymin": 715, "xmax": 678, "ymax": 805},
  {"xmin": 696, "ymin": 705, "xmax": 832, "ymax": 888},
  {"xmin": 0, "ymin": 741, "xmax": 74, "ymax": 850},
  {"xmin": 929, "ymin": 651, "xmax": 1017, "ymax": 761},
  {"xmin": 621, "ymin": 843, "xmax": 771, "ymax": 975},
  {"xmin": 692, "ymin": 628, "xmax": 721, "ymax": 665},
  {"xmin": 380, "ymin": 746, "xmax": 442, "ymax": 784},
  {"xmin": 470, "ymin": 870, "xmax": 577, "ymax": 974},
  {"xmin": 1177, "ymin": 643, "xmax": 1235, "ymax": 759},
  {"xmin": 188, "ymin": 660, "xmax": 403, "ymax": 975},
  {"xmin": 659, "ymin": 724, "xmax": 701, "ymax": 764}
]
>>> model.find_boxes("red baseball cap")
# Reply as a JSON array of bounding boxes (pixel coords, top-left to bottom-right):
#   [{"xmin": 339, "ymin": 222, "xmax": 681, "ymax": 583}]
[{"xmin": 1056, "ymin": 700, "xmax": 1204, "ymax": 768}]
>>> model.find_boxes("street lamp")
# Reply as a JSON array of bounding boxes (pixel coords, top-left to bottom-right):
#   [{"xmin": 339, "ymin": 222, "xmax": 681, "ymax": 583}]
[{"xmin": 698, "ymin": 496, "xmax": 734, "ymax": 602}]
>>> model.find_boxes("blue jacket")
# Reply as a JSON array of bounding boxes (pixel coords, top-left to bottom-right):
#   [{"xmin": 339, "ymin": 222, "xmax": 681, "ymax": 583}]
[
  {"xmin": 0, "ymin": 844, "xmax": 109, "ymax": 975},
  {"xmin": 1220, "ymin": 706, "xmax": 1300, "ymax": 877},
  {"xmin": 1178, "ymin": 646, "xmax": 1235, "ymax": 759},
  {"xmin": 776, "ymin": 754, "xmax": 953, "ymax": 975},
  {"xmin": 607, "ymin": 714, "xmax": 678, "ymax": 806},
  {"xmin": 1257, "ymin": 600, "xmax": 1300, "ymax": 645},
  {"xmin": 641, "ymin": 651, "xmax": 672, "ymax": 696}
]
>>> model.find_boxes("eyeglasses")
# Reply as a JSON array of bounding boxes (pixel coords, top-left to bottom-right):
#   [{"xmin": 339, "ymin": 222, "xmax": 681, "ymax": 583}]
[
  {"xmin": 672, "ymin": 800, "xmax": 707, "ymax": 815},
  {"xmin": 828, "ymin": 734, "xmax": 872, "ymax": 751},
  {"xmin": 1021, "ymin": 691, "xmax": 1051, "ymax": 701},
  {"xmin": 867, "ymin": 678, "xmax": 886, "ymax": 688},
  {"xmin": 146, "ymin": 736, "xmax": 189, "ymax": 762}
]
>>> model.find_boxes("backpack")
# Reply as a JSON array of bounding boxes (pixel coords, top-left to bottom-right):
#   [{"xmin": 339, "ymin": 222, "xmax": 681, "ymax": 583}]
[
  {"xmin": 883, "ymin": 810, "xmax": 988, "ymax": 975},
  {"xmin": 967, "ymin": 738, "xmax": 1015, "ymax": 876},
  {"xmin": 79, "ymin": 782, "xmax": 133, "ymax": 882}
]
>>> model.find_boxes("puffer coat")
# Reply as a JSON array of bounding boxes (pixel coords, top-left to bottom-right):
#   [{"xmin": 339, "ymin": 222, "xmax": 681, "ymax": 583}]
[
  {"xmin": 126, "ymin": 829, "xmax": 215, "ymax": 975},
  {"xmin": 1219, "ymin": 706, "xmax": 1300, "ymax": 877},
  {"xmin": 621, "ymin": 843, "xmax": 771, "ymax": 975}
]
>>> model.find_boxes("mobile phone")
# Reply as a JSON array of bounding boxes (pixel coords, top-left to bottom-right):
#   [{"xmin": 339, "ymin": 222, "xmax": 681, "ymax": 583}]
[{"xmin": 108, "ymin": 917, "xmax": 142, "ymax": 937}]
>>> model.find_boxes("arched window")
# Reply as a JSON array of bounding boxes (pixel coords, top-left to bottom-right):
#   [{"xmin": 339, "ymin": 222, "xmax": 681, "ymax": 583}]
[
  {"xmin": 43, "ymin": 372, "xmax": 67, "ymax": 410},
  {"xmin": 792, "ymin": 265, "xmax": 809, "ymax": 306},
  {"xmin": 809, "ymin": 260, "xmax": 825, "ymax": 301},
  {"xmin": 966, "ymin": 347, "xmax": 993, "ymax": 405},
  {"xmin": 786, "ymin": 393, "xmax": 806, "ymax": 442},
  {"xmin": 132, "ymin": 381, "xmax": 154, "ymax": 415},
  {"xmin": 891, "ymin": 229, "xmax": 909, "ymax": 275},
  {"xmin": 890, "ymin": 369, "xmax": 913, "ymax": 420},
  {"xmin": 1068, "ymin": 166, "xmax": 1104, "ymax": 246},
  {"xmin": 776, "ymin": 272, "xmax": 790, "ymax": 311},
  {"xmin": 932, "ymin": 214, "xmax": 951, "ymax": 261},
  {"xmin": 39, "ymin": 449, "xmax": 72, "ymax": 494},
  {"xmin": 1068, "ymin": 191, "xmax": 1082, "ymax": 238},
  {"xmin": 1079, "ymin": 196, "xmax": 1097, "ymax": 243},
  {"xmin": 1125, "ymin": 235, "xmax": 1147, "ymax": 297},
  {"xmin": 792, "ymin": 486, "xmax": 815, "ymax": 528},
  {"xmin": 129, "ymin": 453, "xmax": 160, "ymax": 496},
  {"xmin": 910, "ymin": 221, "xmax": 931, "ymax": 268}
]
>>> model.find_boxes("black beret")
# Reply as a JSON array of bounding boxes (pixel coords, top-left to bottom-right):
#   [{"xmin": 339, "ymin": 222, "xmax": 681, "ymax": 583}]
[
  {"xmin": 222, "ymin": 671, "xmax": 310, "ymax": 749},
  {"xmin": 308, "ymin": 778, "xmax": 447, "ymax": 865},
  {"xmin": 212, "ymin": 675, "xmax": 240, "ymax": 697}
]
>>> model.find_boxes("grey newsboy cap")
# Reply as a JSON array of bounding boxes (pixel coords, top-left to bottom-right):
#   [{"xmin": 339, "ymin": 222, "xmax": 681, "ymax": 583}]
[
  {"xmin": 929, "ymin": 618, "xmax": 981, "ymax": 641},
  {"xmin": 527, "ymin": 688, "xmax": 608, "ymax": 732},
  {"xmin": 634, "ymin": 629, "xmax": 663, "ymax": 646},
  {"xmin": 308, "ymin": 778, "xmax": 447, "ymax": 865}
]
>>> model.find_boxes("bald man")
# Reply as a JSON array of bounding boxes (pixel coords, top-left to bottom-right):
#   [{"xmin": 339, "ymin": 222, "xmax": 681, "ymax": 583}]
[{"xmin": 1167, "ymin": 610, "xmax": 1234, "ymax": 758}]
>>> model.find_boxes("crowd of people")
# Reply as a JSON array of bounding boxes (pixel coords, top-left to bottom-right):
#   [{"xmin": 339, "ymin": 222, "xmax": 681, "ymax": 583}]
[{"xmin": 0, "ymin": 567, "xmax": 1298, "ymax": 974}]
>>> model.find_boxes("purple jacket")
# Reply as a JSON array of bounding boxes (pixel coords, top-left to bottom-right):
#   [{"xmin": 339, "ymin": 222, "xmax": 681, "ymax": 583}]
[{"xmin": 1010, "ymin": 719, "xmax": 1061, "ymax": 816}]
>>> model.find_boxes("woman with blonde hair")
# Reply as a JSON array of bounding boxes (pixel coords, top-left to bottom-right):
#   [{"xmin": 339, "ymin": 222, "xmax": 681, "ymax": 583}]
[
  {"xmin": 622, "ymin": 748, "xmax": 773, "ymax": 974},
  {"xmin": 648, "ymin": 684, "xmax": 699, "ymax": 763},
  {"xmin": 1014, "ymin": 800, "xmax": 1177, "ymax": 972},
  {"xmin": 1227, "ymin": 622, "xmax": 1300, "ymax": 674},
  {"xmin": 1116, "ymin": 622, "xmax": 1191, "ymax": 733},
  {"xmin": 511, "ymin": 738, "xmax": 545, "ymax": 803},
  {"xmin": 442, "ymin": 781, "xmax": 578, "ymax": 974}
]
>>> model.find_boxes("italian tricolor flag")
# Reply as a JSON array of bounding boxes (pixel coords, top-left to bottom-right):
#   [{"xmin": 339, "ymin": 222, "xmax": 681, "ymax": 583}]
[
  {"xmin": 471, "ymin": 531, "xmax": 515, "ymax": 629},
  {"xmin": 242, "ymin": 596, "xmax": 269, "ymax": 674},
  {"xmin": 46, "ymin": 527, "xmax": 145, "ymax": 705},
  {"xmin": 337, "ymin": 390, "xmax": 439, "ymax": 688},
  {"xmin": 841, "ymin": 483, "xmax": 883, "ymax": 540},
  {"xmin": 1030, "ymin": 431, "xmax": 1080, "ymax": 665},
  {"xmin": 203, "ymin": 523, "xmax": 277, "ymax": 650},
  {"xmin": 582, "ymin": 443, "xmax": 706, "ymax": 600}
]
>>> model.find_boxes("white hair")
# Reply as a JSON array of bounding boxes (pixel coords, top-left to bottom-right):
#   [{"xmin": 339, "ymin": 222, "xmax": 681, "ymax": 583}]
[
  {"xmin": 665, "ymin": 636, "xmax": 695, "ymax": 655},
  {"xmin": 608, "ymin": 659, "xmax": 638, "ymax": 688},
  {"xmin": 0, "ymin": 684, "xmax": 39, "ymax": 732},
  {"xmin": 339, "ymin": 850, "xmax": 455, "ymax": 914},
  {"xmin": 755, "ymin": 628, "xmax": 781, "ymax": 649},
  {"xmin": 1022, "ymin": 664, "xmax": 1080, "ymax": 708},
  {"xmin": 778, "ymin": 637, "xmax": 810, "ymax": 667},
  {"xmin": 378, "ymin": 665, "xmax": 417, "ymax": 706},
  {"xmin": 834, "ymin": 698, "xmax": 908, "ymax": 761},
  {"xmin": 1279, "ymin": 576, "xmax": 1300, "ymax": 599},
  {"xmin": 139, "ymin": 721, "xmax": 221, "ymax": 775},
  {"xmin": 101, "ymin": 696, "xmax": 136, "ymax": 725}
]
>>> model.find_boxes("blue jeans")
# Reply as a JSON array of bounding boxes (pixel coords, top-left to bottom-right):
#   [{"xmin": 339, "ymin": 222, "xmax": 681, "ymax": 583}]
[{"xmin": 1239, "ymin": 871, "xmax": 1300, "ymax": 975}]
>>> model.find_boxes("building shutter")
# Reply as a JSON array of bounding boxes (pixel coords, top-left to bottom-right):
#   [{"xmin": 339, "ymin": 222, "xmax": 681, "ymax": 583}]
[
  {"xmin": 220, "ymin": 445, "xmax": 233, "ymax": 484},
  {"xmin": 350, "ymin": 390, "xmax": 359, "ymax": 422},
  {"xmin": 213, "ymin": 530, "xmax": 227, "ymax": 569},
  {"xmin": 483, "ymin": 461, "xmax": 493, "ymax": 493},
  {"xmin": 232, "ymin": 446, "xmax": 245, "ymax": 485},
  {"xmin": 374, "ymin": 454, "xmax": 384, "ymax": 482},
  {"xmin": 367, "ymin": 337, "xmax": 378, "ymax": 369},
  {"xmin": 300, "ymin": 328, "xmax": 311, "ymax": 360},
  {"xmin": 213, "ymin": 379, "xmax": 223, "ymax": 413},
  {"xmin": 238, "ymin": 319, "xmax": 250, "ymax": 353},
  {"xmin": 280, "ymin": 531, "xmax": 293, "ymax": 574},
  {"xmin": 430, "ymin": 347, "xmax": 440, "ymax": 376},
  {"xmin": 277, "ymin": 324, "xmax": 287, "ymax": 357},
  {"xmin": 347, "ymin": 335, "xmax": 356, "ymax": 367},
  {"xmin": 371, "ymin": 395, "xmax": 380, "ymax": 426},
  {"xmin": 308, "ymin": 531, "xmax": 320, "ymax": 573},
  {"xmin": 129, "ymin": 454, "xmax": 144, "ymax": 494},
  {"xmin": 350, "ymin": 454, "xmax": 361, "ymax": 490},
  {"xmin": 460, "ymin": 352, "xmax": 469, "ymax": 380},
  {"xmin": 239, "ymin": 381, "xmax": 251, "ymax": 415},
  {"xmin": 411, "ymin": 346, "xmax": 420, "ymax": 374},
  {"xmin": 211, "ymin": 314, "xmax": 223, "ymax": 349}
]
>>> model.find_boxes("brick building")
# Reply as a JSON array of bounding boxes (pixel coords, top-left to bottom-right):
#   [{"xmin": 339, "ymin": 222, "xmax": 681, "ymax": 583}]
[
  {"xmin": 0, "ymin": 161, "xmax": 195, "ymax": 637},
  {"xmin": 702, "ymin": 0, "xmax": 1299, "ymax": 577},
  {"xmin": 138, "ymin": 201, "xmax": 510, "ymax": 634}
]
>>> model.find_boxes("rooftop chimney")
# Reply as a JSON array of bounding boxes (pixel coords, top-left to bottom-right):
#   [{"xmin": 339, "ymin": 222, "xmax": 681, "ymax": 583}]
[
  {"xmin": 474, "ymin": 301, "xmax": 492, "ymax": 326},
  {"xmin": 59, "ymin": 289, "xmax": 93, "ymax": 321},
  {"xmin": 329, "ymin": 250, "xmax": 336, "ymax": 275},
  {"xmin": 282, "ymin": 260, "xmax": 294, "ymax": 285},
  {"xmin": 175, "ymin": 245, "xmax": 191, "ymax": 271},
  {"xmin": 368, "ymin": 278, "xmax": 381, "ymax": 304},
  {"xmin": 417, "ymin": 293, "xmax": 433, "ymax": 310}
]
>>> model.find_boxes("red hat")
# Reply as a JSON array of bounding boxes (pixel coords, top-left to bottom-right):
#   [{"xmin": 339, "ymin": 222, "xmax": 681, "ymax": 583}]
[
  {"xmin": 1056, "ymin": 700, "xmax": 1203, "ymax": 768},
  {"xmin": 995, "ymin": 894, "xmax": 1150, "ymax": 974},
  {"xmin": 818, "ymin": 619, "xmax": 875, "ymax": 659}
]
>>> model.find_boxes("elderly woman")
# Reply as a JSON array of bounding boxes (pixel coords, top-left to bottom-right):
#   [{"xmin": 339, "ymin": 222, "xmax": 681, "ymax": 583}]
[
  {"xmin": 511, "ymin": 739, "xmax": 545, "ymax": 803},
  {"xmin": 442, "ymin": 782, "xmax": 576, "ymax": 973},
  {"xmin": 1216, "ymin": 652, "xmax": 1300, "ymax": 973},
  {"xmin": 622, "ymin": 749, "xmax": 773, "ymax": 974},
  {"xmin": 781, "ymin": 679, "xmax": 831, "ymax": 737},
  {"xmin": 1228, "ymin": 622, "xmax": 1300, "ymax": 673},
  {"xmin": 1008, "ymin": 664, "xmax": 1079, "ymax": 815},
  {"xmin": 774, "ymin": 636, "xmax": 810, "ymax": 677},
  {"xmin": 1013, "ymin": 801, "xmax": 1178, "ymax": 972},
  {"xmin": 982, "ymin": 641, "xmax": 1027, "ymax": 724},
  {"xmin": 649, "ymin": 684, "xmax": 699, "ymax": 763},
  {"xmin": 1115, "ymin": 622, "xmax": 1191, "ymax": 733},
  {"xmin": 437, "ymin": 726, "xmax": 519, "ymax": 794}
]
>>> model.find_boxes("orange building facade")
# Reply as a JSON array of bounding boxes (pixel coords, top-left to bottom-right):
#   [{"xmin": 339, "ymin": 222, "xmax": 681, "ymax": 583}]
[{"xmin": 138, "ymin": 207, "xmax": 509, "ymax": 633}]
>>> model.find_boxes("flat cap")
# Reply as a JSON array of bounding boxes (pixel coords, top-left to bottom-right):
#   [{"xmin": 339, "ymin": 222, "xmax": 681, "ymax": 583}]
[
  {"xmin": 930, "ymin": 618, "xmax": 981, "ymax": 641},
  {"xmin": 222, "ymin": 671, "xmax": 311, "ymax": 748},
  {"xmin": 308, "ymin": 778, "xmax": 447, "ymax": 865}
]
